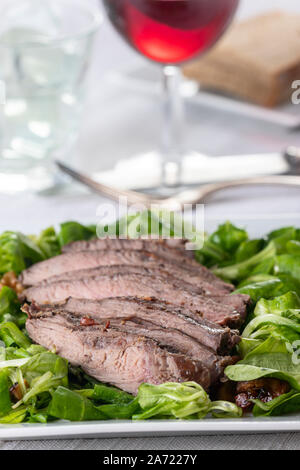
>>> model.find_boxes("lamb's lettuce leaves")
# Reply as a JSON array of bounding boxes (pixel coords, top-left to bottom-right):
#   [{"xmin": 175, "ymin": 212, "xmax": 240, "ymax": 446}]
[
  {"xmin": 235, "ymin": 274, "xmax": 300, "ymax": 302},
  {"xmin": 133, "ymin": 382, "xmax": 242, "ymax": 420},
  {"xmin": 234, "ymin": 279, "xmax": 283, "ymax": 303},
  {"xmin": 0, "ymin": 222, "xmax": 98, "ymax": 275},
  {"xmin": 252, "ymin": 390, "xmax": 300, "ymax": 417},
  {"xmin": 0, "ymin": 406, "xmax": 27, "ymax": 424},
  {"xmin": 254, "ymin": 292, "xmax": 300, "ymax": 316},
  {"xmin": 50, "ymin": 387, "xmax": 139, "ymax": 421},
  {"xmin": 48, "ymin": 386, "xmax": 107, "ymax": 421},
  {"xmin": 209, "ymin": 222, "xmax": 248, "ymax": 254},
  {"xmin": 110, "ymin": 210, "xmax": 204, "ymax": 246},
  {"xmin": 0, "ymin": 322, "xmax": 31, "ymax": 349},
  {"xmin": 0, "ymin": 286, "xmax": 24, "ymax": 327},
  {"xmin": 225, "ymin": 328, "xmax": 300, "ymax": 403},
  {"xmin": 267, "ymin": 227, "xmax": 298, "ymax": 254},
  {"xmin": 286, "ymin": 240, "xmax": 300, "ymax": 255},
  {"xmin": 250, "ymin": 257, "xmax": 275, "ymax": 275},
  {"xmin": 21, "ymin": 351, "xmax": 68, "ymax": 387},
  {"xmin": 275, "ymin": 255, "xmax": 300, "ymax": 281},
  {"xmin": 57, "ymin": 222, "xmax": 96, "ymax": 247},
  {"xmin": 225, "ymin": 364, "xmax": 300, "ymax": 391},
  {"xmin": 30, "ymin": 227, "xmax": 61, "ymax": 259},
  {"xmin": 51, "ymin": 384, "xmax": 139, "ymax": 420},
  {"xmin": 237, "ymin": 338, "xmax": 263, "ymax": 358},
  {"xmin": 0, "ymin": 370, "xmax": 11, "ymax": 416},
  {"xmin": 49, "ymin": 382, "xmax": 242, "ymax": 422},
  {"xmin": 91, "ymin": 383, "xmax": 133, "ymax": 404},
  {"xmin": 213, "ymin": 242, "xmax": 276, "ymax": 282},
  {"xmin": 133, "ymin": 381, "xmax": 209, "ymax": 420},
  {"xmin": 0, "ymin": 232, "xmax": 45, "ymax": 275},
  {"xmin": 234, "ymin": 239, "xmax": 265, "ymax": 263},
  {"xmin": 242, "ymin": 313, "xmax": 300, "ymax": 339},
  {"xmin": 195, "ymin": 222, "xmax": 248, "ymax": 267}
]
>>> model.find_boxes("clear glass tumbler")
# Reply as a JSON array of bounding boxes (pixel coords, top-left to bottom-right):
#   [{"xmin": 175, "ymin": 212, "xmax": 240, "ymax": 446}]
[{"xmin": 0, "ymin": 0, "xmax": 102, "ymax": 193}]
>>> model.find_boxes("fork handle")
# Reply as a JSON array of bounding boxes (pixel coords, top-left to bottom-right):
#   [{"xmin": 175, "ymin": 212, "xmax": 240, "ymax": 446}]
[
  {"xmin": 164, "ymin": 175, "xmax": 300, "ymax": 211},
  {"xmin": 200, "ymin": 175, "xmax": 300, "ymax": 196}
]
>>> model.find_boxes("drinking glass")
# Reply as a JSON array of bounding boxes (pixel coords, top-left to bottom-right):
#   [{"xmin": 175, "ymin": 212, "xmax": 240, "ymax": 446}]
[
  {"xmin": 0, "ymin": 0, "xmax": 102, "ymax": 193},
  {"xmin": 102, "ymin": 0, "xmax": 239, "ymax": 186}
]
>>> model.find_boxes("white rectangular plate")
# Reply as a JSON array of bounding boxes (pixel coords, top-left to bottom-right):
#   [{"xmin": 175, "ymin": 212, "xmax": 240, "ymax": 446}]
[
  {"xmin": 1, "ymin": 215, "xmax": 300, "ymax": 440},
  {"xmin": 1, "ymin": 416, "xmax": 300, "ymax": 440}
]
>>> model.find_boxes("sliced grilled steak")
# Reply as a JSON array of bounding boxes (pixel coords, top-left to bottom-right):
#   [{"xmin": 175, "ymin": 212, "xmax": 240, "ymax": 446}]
[
  {"xmin": 20, "ymin": 248, "xmax": 232, "ymax": 294},
  {"xmin": 22, "ymin": 238, "xmax": 232, "ymax": 292},
  {"xmin": 26, "ymin": 312, "xmax": 215, "ymax": 393},
  {"xmin": 35, "ymin": 263, "xmax": 231, "ymax": 298},
  {"xmin": 63, "ymin": 237, "xmax": 190, "ymax": 254},
  {"xmin": 25, "ymin": 263, "xmax": 239, "ymax": 312},
  {"xmin": 26, "ymin": 297, "xmax": 240, "ymax": 354},
  {"xmin": 24, "ymin": 272, "xmax": 249, "ymax": 327},
  {"xmin": 23, "ymin": 303, "xmax": 235, "ymax": 384}
]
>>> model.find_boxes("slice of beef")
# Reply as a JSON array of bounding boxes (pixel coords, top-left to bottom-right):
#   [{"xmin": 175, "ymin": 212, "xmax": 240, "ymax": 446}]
[
  {"xmin": 24, "ymin": 303, "xmax": 235, "ymax": 384},
  {"xmin": 24, "ymin": 272, "xmax": 249, "ymax": 327},
  {"xmin": 105, "ymin": 317, "xmax": 234, "ymax": 374},
  {"xmin": 63, "ymin": 237, "xmax": 190, "ymax": 254},
  {"xmin": 25, "ymin": 297, "xmax": 240, "ymax": 354},
  {"xmin": 49, "ymin": 237, "xmax": 234, "ymax": 292},
  {"xmin": 235, "ymin": 379, "xmax": 291, "ymax": 411},
  {"xmin": 35, "ymin": 250, "xmax": 228, "ymax": 295},
  {"xmin": 26, "ymin": 312, "xmax": 215, "ymax": 393},
  {"xmin": 35, "ymin": 264, "xmax": 228, "ymax": 301},
  {"xmin": 20, "ymin": 248, "xmax": 232, "ymax": 293},
  {"xmin": 26, "ymin": 262, "xmax": 244, "ymax": 315}
]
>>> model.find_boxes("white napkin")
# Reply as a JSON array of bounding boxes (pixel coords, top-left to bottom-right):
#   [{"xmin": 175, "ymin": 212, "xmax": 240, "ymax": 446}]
[{"xmin": 93, "ymin": 152, "xmax": 289, "ymax": 189}]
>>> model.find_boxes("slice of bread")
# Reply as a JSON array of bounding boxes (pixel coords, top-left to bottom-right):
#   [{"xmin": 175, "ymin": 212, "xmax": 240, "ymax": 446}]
[{"xmin": 183, "ymin": 11, "xmax": 300, "ymax": 107}]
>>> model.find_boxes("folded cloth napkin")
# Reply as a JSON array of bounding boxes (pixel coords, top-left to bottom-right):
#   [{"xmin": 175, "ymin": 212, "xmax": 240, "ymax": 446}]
[{"xmin": 183, "ymin": 11, "xmax": 300, "ymax": 108}]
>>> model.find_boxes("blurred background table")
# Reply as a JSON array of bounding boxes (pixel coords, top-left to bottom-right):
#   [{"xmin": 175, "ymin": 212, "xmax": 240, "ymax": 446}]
[{"xmin": 1, "ymin": 0, "xmax": 300, "ymax": 450}]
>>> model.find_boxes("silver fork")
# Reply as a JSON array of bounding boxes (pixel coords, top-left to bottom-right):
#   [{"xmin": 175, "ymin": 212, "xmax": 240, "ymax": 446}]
[{"xmin": 56, "ymin": 160, "xmax": 300, "ymax": 212}]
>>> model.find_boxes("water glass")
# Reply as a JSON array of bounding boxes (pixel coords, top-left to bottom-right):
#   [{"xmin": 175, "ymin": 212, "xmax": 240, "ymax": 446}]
[{"xmin": 0, "ymin": 0, "xmax": 102, "ymax": 193}]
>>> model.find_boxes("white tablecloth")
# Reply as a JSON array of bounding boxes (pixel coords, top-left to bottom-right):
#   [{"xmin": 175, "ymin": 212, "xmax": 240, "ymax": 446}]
[
  {"xmin": 1, "ymin": 433, "xmax": 300, "ymax": 450},
  {"xmin": 1, "ymin": 0, "xmax": 300, "ymax": 450}
]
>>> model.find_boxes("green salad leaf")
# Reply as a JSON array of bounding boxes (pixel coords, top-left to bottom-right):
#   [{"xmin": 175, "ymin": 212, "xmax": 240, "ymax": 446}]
[
  {"xmin": 286, "ymin": 240, "xmax": 300, "ymax": 255},
  {"xmin": 234, "ymin": 239, "xmax": 265, "ymax": 263},
  {"xmin": 0, "ymin": 370, "xmax": 11, "ymax": 417},
  {"xmin": 275, "ymin": 255, "xmax": 300, "ymax": 280},
  {"xmin": 213, "ymin": 242, "xmax": 276, "ymax": 282},
  {"xmin": 234, "ymin": 279, "xmax": 283, "ymax": 303},
  {"xmin": 0, "ymin": 286, "xmax": 24, "ymax": 327},
  {"xmin": 254, "ymin": 292, "xmax": 300, "ymax": 316},
  {"xmin": 57, "ymin": 222, "xmax": 96, "ymax": 247},
  {"xmin": 48, "ymin": 386, "xmax": 107, "ymax": 421},
  {"xmin": 0, "ymin": 322, "xmax": 31, "ymax": 349},
  {"xmin": 252, "ymin": 391, "xmax": 300, "ymax": 417},
  {"xmin": 267, "ymin": 227, "xmax": 298, "ymax": 254},
  {"xmin": 48, "ymin": 382, "xmax": 242, "ymax": 422},
  {"xmin": 0, "ymin": 232, "xmax": 44, "ymax": 275},
  {"xmin": 209, "ymin": 222, "xmax": 248, "ymax": 254},
  {"xmin": 30, "ymin": 227, "xmax": 61, "ymax": 259},
  {"xmin": 133, "ymin": 382, "xmax": 241, "ymax": 420},
  {"xmin": 225, "ymin": 364, "xmax": 300, "ymax": 391}
]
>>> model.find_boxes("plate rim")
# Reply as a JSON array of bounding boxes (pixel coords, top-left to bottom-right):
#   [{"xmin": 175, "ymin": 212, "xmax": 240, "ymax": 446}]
[{"xmin": 1, "ymin": 416, "xmax": 300, "ymax": 440}]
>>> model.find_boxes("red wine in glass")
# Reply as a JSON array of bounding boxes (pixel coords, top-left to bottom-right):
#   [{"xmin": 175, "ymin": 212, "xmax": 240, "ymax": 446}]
[
  {"xmin": 102, "ymin": 0, "xmax": 239, "ymax": 185},
  {"xmin": 103, "ymin": 0, "xmax": 238, "ymax": 64}
]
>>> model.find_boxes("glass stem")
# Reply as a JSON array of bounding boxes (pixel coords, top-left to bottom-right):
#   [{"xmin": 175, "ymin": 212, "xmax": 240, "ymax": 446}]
[{"xmin": 161, "ymin": 65, "xmax": 184, "ymax": 187}]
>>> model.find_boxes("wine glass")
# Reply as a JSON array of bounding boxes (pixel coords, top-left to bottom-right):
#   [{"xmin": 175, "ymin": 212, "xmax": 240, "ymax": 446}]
[{"xmin": 102, "ymin": 0, "xmax": 239, "ymax": 186}]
